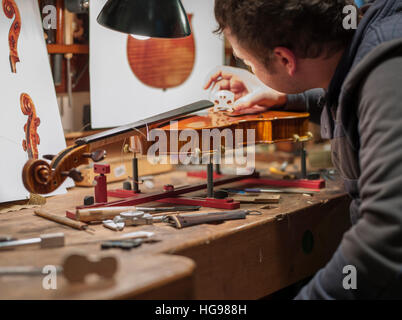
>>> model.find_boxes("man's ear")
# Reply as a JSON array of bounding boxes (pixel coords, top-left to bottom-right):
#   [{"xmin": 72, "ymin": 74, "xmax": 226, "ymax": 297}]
[{"xmin": 273, "ymin": 47, "xmax": 297, "ymax": 76}]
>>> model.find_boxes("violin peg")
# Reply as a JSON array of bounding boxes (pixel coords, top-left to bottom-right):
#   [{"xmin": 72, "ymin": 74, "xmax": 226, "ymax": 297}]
[
  {"xmin": 83, "ymin": 150, "xmax": 106, "ymax": 162},
  {"xmin": 62, "ymin": 169, "xmax": 84, "ymax": 182},
  {"xmin": 43, "ymin": 154, "xmax": 55, "ymax": 161}
]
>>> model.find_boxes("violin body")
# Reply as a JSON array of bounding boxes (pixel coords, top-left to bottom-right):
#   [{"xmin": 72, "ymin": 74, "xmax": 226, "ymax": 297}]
[
  {"xmin": 132, "ymin": 109, "xmax": 310, "ymax": 155},
  {"xmin": 2, "ymin": 0, "xmax": 21, "ymax": 73},
  {"xmin": 126, "ymin": 14, "xmax": 195, "ymax": 90},
  {"xmin": 21, "ymin": 93, "xmax": 41, "ymax": 160}
]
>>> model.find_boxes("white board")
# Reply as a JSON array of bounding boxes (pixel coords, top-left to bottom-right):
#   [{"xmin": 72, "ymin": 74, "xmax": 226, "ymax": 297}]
[
  {"xmin": 90, "ymin": 0, "xmax": 224, "ymax": 128},
  {"xmin": 0, "ymin": 0, "xmax": 71, "ymax": 203}
]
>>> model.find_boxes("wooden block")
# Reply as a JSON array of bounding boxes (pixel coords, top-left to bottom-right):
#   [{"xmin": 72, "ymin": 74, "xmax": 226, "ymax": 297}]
[
  {"xmin": 40, "ymin": 233, "xmax": 65, "ymax": 248},
  {"xmin": 62, "ymin": 253, "xmax": 118, "ymax": 283},
  {"xmin": 232, "ymin": 195, "xmax": 280, "ymax": 204}
]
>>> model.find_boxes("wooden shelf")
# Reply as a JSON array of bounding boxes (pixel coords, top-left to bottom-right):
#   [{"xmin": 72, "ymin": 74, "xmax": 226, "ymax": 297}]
[{"xmin": 47, "ymin": 44, "xmax": 89, "ymax": 54}]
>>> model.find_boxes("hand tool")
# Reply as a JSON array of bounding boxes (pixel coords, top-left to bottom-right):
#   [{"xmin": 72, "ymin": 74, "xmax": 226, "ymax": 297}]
[
  {"xmin": 0, "ymin": 253, "xmax": 117, "ymax": 283},
  {"xmin": 103, "ymin": 220, "xmax": 125, "ymax": 231},
  {"xmin": 0, "ymin": 233, "xmax": 64, "ymax": 250},
  {"xmin": 101, "ymin": 238, "xmax": 143, "ymax": 250},
  {"xmin": 166, "ymin": 210, "xmax": 261, "ymax": 229},
  {"xmin": 231, "ymin": 195, "xmax": 281, "ymax": 204},
  {"xmin": 117, "ymin": 211, "xmax": 158, "ymax": 224},
  {"xmin": 119, "ymin": 231, "xmax": 155, "ymax": 239},
  {"xmin": 245, "ymin": 188, "xmax": 319, "ymax": 195},
  {"xmin": 0, "ymin": 235, "xmax": 16, "ymax": 242},
  {"xmin": 224, "ymin": 187, "xmax": 319, "ymax": 195},
  {"xmin": 101, "ymin": 237, "xmax": 161, "ymax": 250},
  {"xmin": 35, "ymin": 209, "xmax": 94, "ymax": 232},
  {"xmin": 73, "ymin": 205, "xmax": 201, "ymax": 222}
]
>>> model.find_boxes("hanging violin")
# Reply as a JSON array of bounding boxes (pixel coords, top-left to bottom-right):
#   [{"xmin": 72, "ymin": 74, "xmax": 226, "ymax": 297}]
[
  {"xmin": 22, "ymin": 100, "xmax": 310, "ymax": 195},
  {"xmin": 2, "ymin": 0, "xmax": 21, "ymax": 73},
  {"xmin": 126, "ymin": 14, "xmax": 195, "ymax": 90}
]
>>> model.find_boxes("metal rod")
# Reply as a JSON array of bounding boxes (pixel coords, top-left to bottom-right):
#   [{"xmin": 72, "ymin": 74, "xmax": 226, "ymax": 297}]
[
  {"xmin": 132, "ymin": 155, "xmax": 139, "ymax": 193},
  {"xmin": 207, "ymin": 162, "xmax": 214, "ymax": 198},
  {"xmin": 301, "ymin": 142, "xmax": 307, "ymax": 179}
]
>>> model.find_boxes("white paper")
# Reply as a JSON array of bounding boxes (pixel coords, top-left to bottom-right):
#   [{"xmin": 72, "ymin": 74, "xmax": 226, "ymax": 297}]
[
  {"xmin": 90, "ymin": 0, "xmax": 224, "ymax": 128},
  {"xmin": 0, "ymin": 0, "xmax": 71, "ymax": 202}
]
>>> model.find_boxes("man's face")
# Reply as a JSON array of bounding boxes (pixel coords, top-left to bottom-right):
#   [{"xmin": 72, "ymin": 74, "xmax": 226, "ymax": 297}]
[{"xmin": 224, "ymin": 29, "xmax": 307, "ymax": 94}]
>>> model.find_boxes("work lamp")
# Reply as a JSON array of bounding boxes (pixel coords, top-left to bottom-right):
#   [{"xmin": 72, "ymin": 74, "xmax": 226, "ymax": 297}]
[{"xmin": 97, "ymin": 0, "xmax": 191, "ymax": 38}]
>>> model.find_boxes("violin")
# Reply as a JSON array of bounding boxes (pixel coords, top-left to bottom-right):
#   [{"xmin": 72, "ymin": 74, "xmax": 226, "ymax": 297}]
[
  {"xmin": 22, "ymin": 100, "xmax": 310, "ymax": 195},
  {"xmin": 21, "ymin": 93, "xmax": 41, "ymax": 160},
  {"xmin": 133, "ymin": 109, "xmax": 310, "ymax": 155},
  {"xmin": 2, "ymin": 0, "xmax": 21, "ymax": 73}
]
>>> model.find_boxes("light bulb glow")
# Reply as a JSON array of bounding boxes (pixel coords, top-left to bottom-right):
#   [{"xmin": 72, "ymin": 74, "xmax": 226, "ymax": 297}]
[{"xmin": 130, "ymin": 34, "xmax": 151, "ymax": 40}]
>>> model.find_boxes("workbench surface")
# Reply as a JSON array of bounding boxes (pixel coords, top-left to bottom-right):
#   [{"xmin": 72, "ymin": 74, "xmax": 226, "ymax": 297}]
[{"xmin": 0, "ymin": 168, "xmax": 351, "ymax": 299}]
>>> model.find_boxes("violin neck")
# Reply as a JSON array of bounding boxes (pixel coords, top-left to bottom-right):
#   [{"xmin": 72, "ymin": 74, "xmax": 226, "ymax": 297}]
[{"xmin": 75, "ymin": 100, "xmax": 213, "ymax": 146}]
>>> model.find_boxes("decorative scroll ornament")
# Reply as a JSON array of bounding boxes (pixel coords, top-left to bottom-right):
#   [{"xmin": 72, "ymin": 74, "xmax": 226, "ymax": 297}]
[
  {"xmin": 21, "ymin": 93, "xmax": 41, "ymax": 160},
  {"xmin": 2, "ymin": 0, "xmax": 21, "ymax": 73}
]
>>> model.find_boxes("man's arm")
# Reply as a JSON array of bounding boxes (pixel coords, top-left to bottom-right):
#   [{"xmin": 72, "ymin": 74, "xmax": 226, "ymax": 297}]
[
  {"xmin": 295, "ymin": 56, "xmax": 402, "ymax": 299},
  {"xmin": 204, "ymin": 66, "xmax": 326, "ymax": 119},
  {"xmin": 284, "ymin": 89, "xmax": 326, "ymax": 124}
]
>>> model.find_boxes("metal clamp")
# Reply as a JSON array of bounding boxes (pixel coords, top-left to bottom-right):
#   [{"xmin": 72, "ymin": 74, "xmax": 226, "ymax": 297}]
[{"xmin": 293, "ymin": 132, "xmax": 314, "ymax": 143}]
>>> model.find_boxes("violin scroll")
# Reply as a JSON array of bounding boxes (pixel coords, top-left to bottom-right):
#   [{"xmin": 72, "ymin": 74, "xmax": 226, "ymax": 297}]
[{"xmin": 22, "ymin": 144, "xmax": 91, "ymax": 194}]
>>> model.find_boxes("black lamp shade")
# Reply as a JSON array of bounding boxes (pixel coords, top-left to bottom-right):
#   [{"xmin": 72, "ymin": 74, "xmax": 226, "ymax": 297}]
[{"xmin": 97, "ymin": 0, "xmax": 192, "ymax": 38}]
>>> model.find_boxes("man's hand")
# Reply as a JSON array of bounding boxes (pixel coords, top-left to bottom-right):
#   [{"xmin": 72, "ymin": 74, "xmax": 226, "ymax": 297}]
[
  {"xmin": 204, "ymin": 71, "xmax": 249, "ymax": 101},
  {"xmin": 204, "ymin": 66, "xmax": 287, "ymax": 114},
  {"xmin": 234, "ymin": 87, "xmax": 287, "ymax": 114}
]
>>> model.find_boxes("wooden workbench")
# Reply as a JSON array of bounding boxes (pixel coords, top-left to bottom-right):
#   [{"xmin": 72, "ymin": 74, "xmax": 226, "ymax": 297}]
[{"xmin": 0, "ymin": 168, "xmax": 351, "ymax": 299}]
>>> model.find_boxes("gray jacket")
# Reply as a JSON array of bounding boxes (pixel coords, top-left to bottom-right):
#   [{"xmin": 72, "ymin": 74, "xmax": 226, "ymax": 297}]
[{"xmin": 288, "ymin": 0, "xmax": 402, "ymax": 299}]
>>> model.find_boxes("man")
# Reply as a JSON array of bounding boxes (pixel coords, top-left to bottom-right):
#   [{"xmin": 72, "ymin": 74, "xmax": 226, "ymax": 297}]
[{"xmin": 205, "ymin": 0, "xmax": 402, "ymax": 299}]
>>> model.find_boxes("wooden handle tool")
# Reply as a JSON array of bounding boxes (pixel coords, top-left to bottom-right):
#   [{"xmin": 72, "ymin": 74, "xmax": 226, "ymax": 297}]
[
  {"xmin": 167, "ymin": 210, "xmax": 261, "ymax": 229},
  {"xmin": 35, "ymin": 209, "xmax": 88, "ymax": 230}
]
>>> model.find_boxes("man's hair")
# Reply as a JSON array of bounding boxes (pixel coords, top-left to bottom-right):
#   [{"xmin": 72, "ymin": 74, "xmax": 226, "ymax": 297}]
[{"xmin": 215, "ymin": 0, "xmax": 356, "ymax": 67}]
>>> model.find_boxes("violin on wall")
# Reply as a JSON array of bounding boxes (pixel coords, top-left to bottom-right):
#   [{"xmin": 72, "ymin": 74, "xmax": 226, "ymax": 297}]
[
  {"xmin": 2, "ymin": 0, "xmax": 21, "ymax": 73},
  {"xmin": 126, "ymin": 14, "xmax": 195, "ymax": 90},
  {"xmin": 21, "ymin": 93, "xmax": 41, "ymax": 160},
  {"xmin": 22, "ymin": 100, "xmax": 311, "ymax": 195}
]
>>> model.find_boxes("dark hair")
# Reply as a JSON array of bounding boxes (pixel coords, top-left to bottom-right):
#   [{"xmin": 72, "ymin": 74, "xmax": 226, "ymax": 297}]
[{"xmin": 215, "ymin": 0, "xmax": 356, "ymax": 67}]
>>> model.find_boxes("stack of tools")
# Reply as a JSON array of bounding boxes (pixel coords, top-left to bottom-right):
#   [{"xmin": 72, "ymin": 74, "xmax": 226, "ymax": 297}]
[
  {"xmin": 102, "ymin": 210, "xmax": 153, "ymax": 231},
  {"xmin": 70, "ymin": 205, "xmax": 201, "ymax": 223}
]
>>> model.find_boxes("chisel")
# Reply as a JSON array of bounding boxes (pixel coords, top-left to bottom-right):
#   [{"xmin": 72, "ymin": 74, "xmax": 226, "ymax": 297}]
[{"xmin": 0, "ymin": 233, "xmax": 64, "ymax": 250}]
